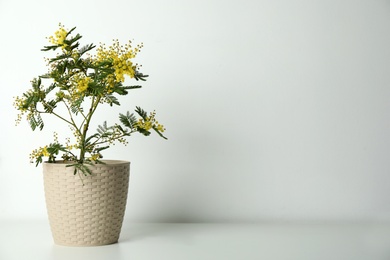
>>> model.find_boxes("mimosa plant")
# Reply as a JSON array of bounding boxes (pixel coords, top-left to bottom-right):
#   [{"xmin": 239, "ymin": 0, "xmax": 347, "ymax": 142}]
[{"xmin": 14, "ymin": 24, "xmax": 166, "ymax": 175}]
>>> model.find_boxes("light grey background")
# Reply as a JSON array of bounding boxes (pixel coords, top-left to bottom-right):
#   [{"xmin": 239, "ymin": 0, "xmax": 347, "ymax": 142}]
[{"xmin": 0, "ymin": 0, "xmax": 389, "ymax": 223}]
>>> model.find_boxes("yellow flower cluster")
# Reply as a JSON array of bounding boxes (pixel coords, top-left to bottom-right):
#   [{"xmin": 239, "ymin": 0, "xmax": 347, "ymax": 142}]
[
  {"xmin": 76, "ymin": 76, "xmax": 92, "ymax": 93},
  {"xmin": 13, "ymin": 96, "xmax": 26, "ymax": 111},
  {"xmin": 49, "ymin": 25, "xmax": 68, "ymax": 48},
  {"xmin": 136, "ymin": 111, "xmax": 165, "ymax": 132},
  {"xmin": 105, "ymin": 74, "xmax": 116, "ymax": 93},
  {"xmin": 13, "ymin": 96, "xmax": 27, "ymax": 125},
  {"xmin": 89, "ymin": 154, "xmax": 101, "ymax": 161},
  {"xmin": 29, "ymin": 146, "xmax": 49, "ymax": 163},
  {"xmin": 136, "ymin": 119, "xmax": 153, "ymax": 131},
  {"xmin": 64, "ymin": 137, "xmax": 78, "ymax": 152},
  {"xmin": 96, "ymin": 40, "xmax": 142, "ymax": 83},
  {"xmin": 53, "ymin": 132, "xmax": 59, "ymax": 143}
]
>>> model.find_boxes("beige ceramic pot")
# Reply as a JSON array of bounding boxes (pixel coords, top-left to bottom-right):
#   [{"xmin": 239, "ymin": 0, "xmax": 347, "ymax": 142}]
[{"xmin": 43, "ymin": 160, "xmax": 130, "ymax": 246}]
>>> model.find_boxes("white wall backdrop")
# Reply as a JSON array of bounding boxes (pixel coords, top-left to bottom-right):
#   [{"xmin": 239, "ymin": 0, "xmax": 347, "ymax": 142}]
[{"xmin": 1, "ymin": 0, "xmax": 390, "ymax": 222}]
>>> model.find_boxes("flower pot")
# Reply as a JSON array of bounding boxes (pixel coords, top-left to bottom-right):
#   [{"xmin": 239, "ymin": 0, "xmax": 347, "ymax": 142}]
[{"xmin": 43, "ymin": 160, "xmax": 130, "ymax": 246}]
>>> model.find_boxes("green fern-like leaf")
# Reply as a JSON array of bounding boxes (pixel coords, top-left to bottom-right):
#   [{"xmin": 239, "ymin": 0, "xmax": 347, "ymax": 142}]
[
  {"xmin": 85, "ymin": 133, "xmax": 100, "ymax": 143},
  {"xmin": 97, "ymin": 121, "xmax": 113, "ymax": 137},
  {"xmin": 97, "ymin": 121, "xmax": 108, "ymax": 135},
  {"xmin": 41, "ymin": 45, "xmax": 59, "ymax": 51},
  {"xmin": 134, "ymin": 71, "xmax": 149, "ymax": 81},
  {"xmin": 49, "ymin": 53, "xmax": 72, "ymax": 63},
  {"xmin": 67, "ymin": 162, "xmax": 92, "ymax": 177},
  {"xmin": 78, "ymin": 44, "xmax": 95, "ymax": 57},
  {"xmin": 94, "ymin": 146, "xmax": 109, "ymax": 153},
  {"xmin": 119, "ymin": 111, "xmax": 137, "ymax": 129},
  {"xmin": 43, "ymin": 100, "xmax": 57, "ymax": 113},
  {"xmin": 105, "ymin": 94, "xmax": 120, "ymax": 106},
  {"xmin": 113, "ymin": 85, "xmax": 142, "ymax": 95},
  {"xmin": 137, "ymin": 128, "xmax": 151, "ymax": 136},
  {"xmin": 70, "ymin": 96, "xmax": 84, "ymax": 114},
  {"xmin": 45, "ymin": 82, "xmax": 57, "ymax": 94},
  {"xmin": 135, "ymin": 106, "xmax": 148, "ymax": 119},
  {"xmin": 65, "ymin": 27, "xmax": 77, "ymax": 38},
  {"xmin": 29, "ymin": 113, "xmax": 44, "ymax": 131}
]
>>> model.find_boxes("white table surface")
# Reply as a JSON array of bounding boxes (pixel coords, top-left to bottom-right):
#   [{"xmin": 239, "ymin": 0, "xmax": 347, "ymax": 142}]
[{"xmin": 1, "ymin": 220, "xmax": 389, "ymax": 260}]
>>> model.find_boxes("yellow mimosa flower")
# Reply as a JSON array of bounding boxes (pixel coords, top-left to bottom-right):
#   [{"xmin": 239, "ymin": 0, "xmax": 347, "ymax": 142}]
[
  {"xmin": 49, "ymin": 26, "xmax": 68, "ymax": 49},
  {"xmin": 42, "ymin": 146, "xmax": 50, "ymax": 157},
  {"xmin": 76, "ymin": 77, "xmax": 92, "ymax": 93},
  {"xmin": 90, "ymin": 154, "xmax": 100, "ymax": 161}
]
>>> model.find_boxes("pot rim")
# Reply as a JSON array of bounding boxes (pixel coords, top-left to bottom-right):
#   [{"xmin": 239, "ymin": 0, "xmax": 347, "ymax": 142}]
[{"xmin": 43, "ymin": 160, "xmax": 130, "ymax": 165}]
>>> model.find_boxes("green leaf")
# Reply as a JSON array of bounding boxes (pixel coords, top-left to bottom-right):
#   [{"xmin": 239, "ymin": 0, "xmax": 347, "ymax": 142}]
[
  {"xmin": 123, "ymin": 85, "xmax": 142, "ymax": 90},
  {"xmin": 85, "ymin": 133, "xmax": 100, "ymax": 143},
  {"xmin": 105, "ymin": 95, "xmax": 120, "ymax": 106},
  {"xmin": 152, "ymin": 126, "xmax": 168, "ymax": 140},
  {"xmin": 41, "ymin": 45, "xmax": 59, "ymax": 51},
  {"xmin": 37, "ymin": 114, "xmax": 44, "ymax": 130},
  {"xmin": 134, "ymin": 71, "xmax": 148, "ymax": 81},
  {"xmin": 119, "ymin": 111, "xmax": 137, "ymax": 128},
  {"xmin": 35, "ymin": 156, "xmax": 43, "ymax": 167},
  {"xmin": 29, "ymin": 113, "xmax": 44, "ymax": 131},
  {"xmin": 135, "ymin": 106, "xmax": 148, "ymax": 119},
  {"xmin": 43, "ymin": 100, "xmax": 57, "ymax": 113},
  {"xmin": 45, "ymin": 82, "xmax": 57, "ymax": 94},
  {"xmin": 30, "ymin": 116, "xmax": 38, "ymax": 131},
  {"xmin": 49, "ymin": 53, "xmax": 71, "ymax": 63},
  {"xmin": 97, "ymin": 121, "xmax": 113, "ymax": 136},
  {"xmin": 47, "ymin": 142, "xmax": 67, "ymax": 154},
  {"xmin": 39, "ymin": 73, "xmax": 52, "ymax": 79},
  {"xmin": 66, "ymin": 162, "xmax": 92, "ymax": 176},
  {"xmin": 94, "ymin": 146, "xmax": 109, "ymax": 152},
  {"xmin": 78, "ymin": 44, "xmax": 95, "ymax": 57},
  {"xmin": 97, "ymin": 122, "xmax": 106, "ymax": 135},
  {"xmin": 70, "ymin": 96, "xmax": 84, "ymax": 114},
  {"xmin": 113, "ymin": 85, "xmax": 142, "ymax": 95},
  {"xmin": 66, "ymin": 27, "xmax": 77, "ymax": 37},
  {"xmin": 137, "ymin": 127, "xmax": 151, "ymax": 136}
]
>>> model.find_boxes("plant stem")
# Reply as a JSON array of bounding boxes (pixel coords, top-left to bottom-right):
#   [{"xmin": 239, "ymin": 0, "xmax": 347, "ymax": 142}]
[{"xmin": 79, "ymin": 96, "xmax": 101, "ymax": 162}]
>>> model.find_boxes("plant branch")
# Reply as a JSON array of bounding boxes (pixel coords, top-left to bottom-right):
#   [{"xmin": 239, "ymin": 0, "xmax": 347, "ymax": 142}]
[
  {"xmin": 78, "ymin": 96, "xmax": 101, "ymax": 162},
  {"xmin": 61, "ymin": 99, "xmax": 85, "ymax": 136},
  {"xmin": 36, "ymin": 109, "xmax": 74, "ymax": 127}
]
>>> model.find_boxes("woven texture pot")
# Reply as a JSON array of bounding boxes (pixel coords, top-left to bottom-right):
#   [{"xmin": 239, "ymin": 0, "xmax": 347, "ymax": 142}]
[{"xmin": 43, "ymin": 160, "xmax": 130, "ymax": 246}]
